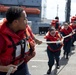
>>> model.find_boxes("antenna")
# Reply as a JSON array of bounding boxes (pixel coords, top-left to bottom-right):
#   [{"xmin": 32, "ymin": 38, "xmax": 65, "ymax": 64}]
[{"xmin": 57, "ymin": 4, "xmax": 59, "ymax": 16}]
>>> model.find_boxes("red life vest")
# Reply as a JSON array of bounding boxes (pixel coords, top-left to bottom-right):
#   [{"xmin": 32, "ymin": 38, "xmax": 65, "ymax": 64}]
[
  {"xmin": 24, "ymin": 26, "xmax": 36, "ymax": 63},
  {"xmin": 70, "ymin": 23, "xmax": 76, "ymax": 30},
  {"xmin": 60, "ymin": 26, "xmax": 72, "ymax": 42},
  {"xmin": 71, "ymin": 16, "xmax": 76, "ymax": 23},
  {"xmin": 44, "ymin": 31, "xmax": 62, "ymax": 41},
  {"xmin": 51, "ymin": 20, "xmax": 56, "ymax": 27},
  {"xmin": 26, "ymin": 25, "xmax": 34, "ymax": 39},
  {"xmin": 60, "ymin": 26, "xmax": 72, "ymax": 36},
  {"xmin": 0, "ymin": 19, "xmax": 35, "ymax": 65},
  {"xmin": 51, "ymin": 20, "xmax": 61, "ymax": 31},
  {"xmin": 44, "ymin": 31, "xmax": 63, "ymax": 52}
]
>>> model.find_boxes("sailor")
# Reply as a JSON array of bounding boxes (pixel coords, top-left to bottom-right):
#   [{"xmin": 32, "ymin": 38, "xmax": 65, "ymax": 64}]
[
  {"xmin": 44, "ymin": 26, "xmax": 63, "ymax": 74},
  {"xmin": 51, "ymin": 16, "xmax": 61, "ymax": 31},
  {"xmin": 60, "ymin": 22, "xmax": 73, "ymax": 59},
  {"xmin": 0, "ymin": 6, "xmax": 41, "ymax": 75},
  {"xmin": 70, "ymin": 21, "xmax": 76, "ymax": 49}
]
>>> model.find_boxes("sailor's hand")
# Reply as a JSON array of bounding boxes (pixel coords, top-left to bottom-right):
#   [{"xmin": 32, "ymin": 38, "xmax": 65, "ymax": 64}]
[
  {"xmin": 6, "ymin": 64, "xmax": 17, "ymax": 73},
  {"xmin": 60, "ymin": 38, "xmax": 64, "ymax": 45},
  {"xmin": 72, "ymin": 30, "xmax": 75, "ymax": 34},
  {"xmin": 36, "ymin": 40, "xmax": 42, "ymax": 45},
  {"xmin": 34, "ymin": 39, "xmax": 42, "ymax": 45}
]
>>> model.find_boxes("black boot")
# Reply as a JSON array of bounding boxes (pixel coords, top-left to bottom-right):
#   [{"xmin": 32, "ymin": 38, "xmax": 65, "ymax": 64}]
[
  {"xmin": 56, "ymin": 61, "xmax": 60, "ymax": 69},
  {"xmin": 47, "ymin": 66, "xmax": 52, "ymax": 74},
  {"xmin": 66, "ymin": 53, "xmax": 69, "ymax": 59},
  {"xmin": 47, "ymin": 69, "xmax": 51, "ymax": 74},
  {"xmin": 56, "ymin": 64, "xmax": 60, "ymax": 69},
  {"xmin": 63, "ymin": 51, "xmax": 66, "ymax": 57}
]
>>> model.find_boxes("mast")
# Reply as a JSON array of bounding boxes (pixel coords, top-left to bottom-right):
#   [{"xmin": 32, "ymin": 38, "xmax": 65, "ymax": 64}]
[
  {"xmin": 57, "ymin": 4, "xmax": 59, "ymax": 16},
  {"xmin": 65, "ymin": 0, "xmax": 71, "ymax": 22}
]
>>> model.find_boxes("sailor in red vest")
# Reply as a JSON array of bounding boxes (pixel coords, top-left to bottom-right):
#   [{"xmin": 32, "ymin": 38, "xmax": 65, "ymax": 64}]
[
  {"xmin": 70, "ymin": 21, "xmax": 76, "ymax": 49},
  {"xmin": 71, "ymin": 16, "xmax": 76, "ymax": 23},
  {"xmin": 51, "ymin": 16, "xmax": 61, "ymax": 31},
  {"xmin": 44, "ymin": 26, "xmax": 63, "ymax": 74},
  {"xmin": 26, "ymin": 24, "xmax": 42, "ymax": 45},
  {"xmin": 60, "ymin": 22, "xmax": 73, "ymax": 59},
  {"xmin": 0, "ymin": 7, "xmax": 37, "ymax": 75},
  {"xmin": 24, "ymin": 25, "xmax": 42, "ymax": 63}
]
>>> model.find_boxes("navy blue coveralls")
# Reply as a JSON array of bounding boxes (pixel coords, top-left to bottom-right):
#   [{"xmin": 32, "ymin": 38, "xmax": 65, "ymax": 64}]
[
  {"xmin": 45, "ymin": 31, "xmax": 62, "ymax": 69},
  {"xmin": 47, "ymin": 42, "xmax": 62, "ymax": 68}
]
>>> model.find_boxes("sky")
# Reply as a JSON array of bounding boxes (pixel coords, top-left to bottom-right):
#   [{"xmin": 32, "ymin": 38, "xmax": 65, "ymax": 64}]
[{"xmin": 46, "ymin": 0, "xmax": 76, "ymax": 21}]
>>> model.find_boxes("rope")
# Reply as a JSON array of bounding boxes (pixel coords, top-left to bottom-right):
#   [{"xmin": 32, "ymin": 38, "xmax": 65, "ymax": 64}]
[
  {"xmin": 42, "ymin": 32, "xmax": 75, "ymax": 44},
  {"xmin": 42, "ymin": 39, "xmax": 63, "ymax": 43},
  {"xmin": 6, "ymin": 32, "xmax": 75, "ymax": 75},
  {"xmin": 6, "ymin": 67, "xmax": 13, "ymax": 75},
  {"xmin": 6, "ymin": 61, "xmax": 24, "ymax": 75}
]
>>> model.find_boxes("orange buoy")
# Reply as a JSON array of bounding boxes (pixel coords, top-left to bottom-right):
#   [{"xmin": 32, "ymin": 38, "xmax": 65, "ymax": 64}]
[{"xmin": 0, "ymin": 5, "xmax": 40, "ymax": 14}]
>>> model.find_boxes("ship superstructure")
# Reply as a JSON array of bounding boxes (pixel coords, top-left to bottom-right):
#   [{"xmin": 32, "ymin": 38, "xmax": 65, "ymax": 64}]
[{"xmin": 0, "ymin": 0, "xmax": 50, "ymax": 34}]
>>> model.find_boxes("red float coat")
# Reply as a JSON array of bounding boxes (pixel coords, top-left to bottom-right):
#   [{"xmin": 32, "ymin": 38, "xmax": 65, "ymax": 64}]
[
  {"xmin": 70, "ymin": 23, "xmax": 76, "ymax": 30},
  {"xmin": 60, "ymin": 26, "xmax": 72, "ymax": 42},
  {"xmin": 71, "ymin": 16, "xmax": 76, "ymax": 23},
  {"xmin": 51, "ymin": 20, "xmax": 61, "ymax": 31},
  {"xmin": 44, "ymin": 31, "xmax": 63, "ymax": 52},
  {"xmin": 0, "ymin": 19, "xmax": 35, "ymax": 66}
]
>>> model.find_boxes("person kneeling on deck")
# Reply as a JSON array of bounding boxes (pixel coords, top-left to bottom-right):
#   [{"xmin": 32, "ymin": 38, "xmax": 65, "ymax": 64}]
[{"xmin": 44, "ymin": 26, "xmax": 63, "ymax": 74}]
